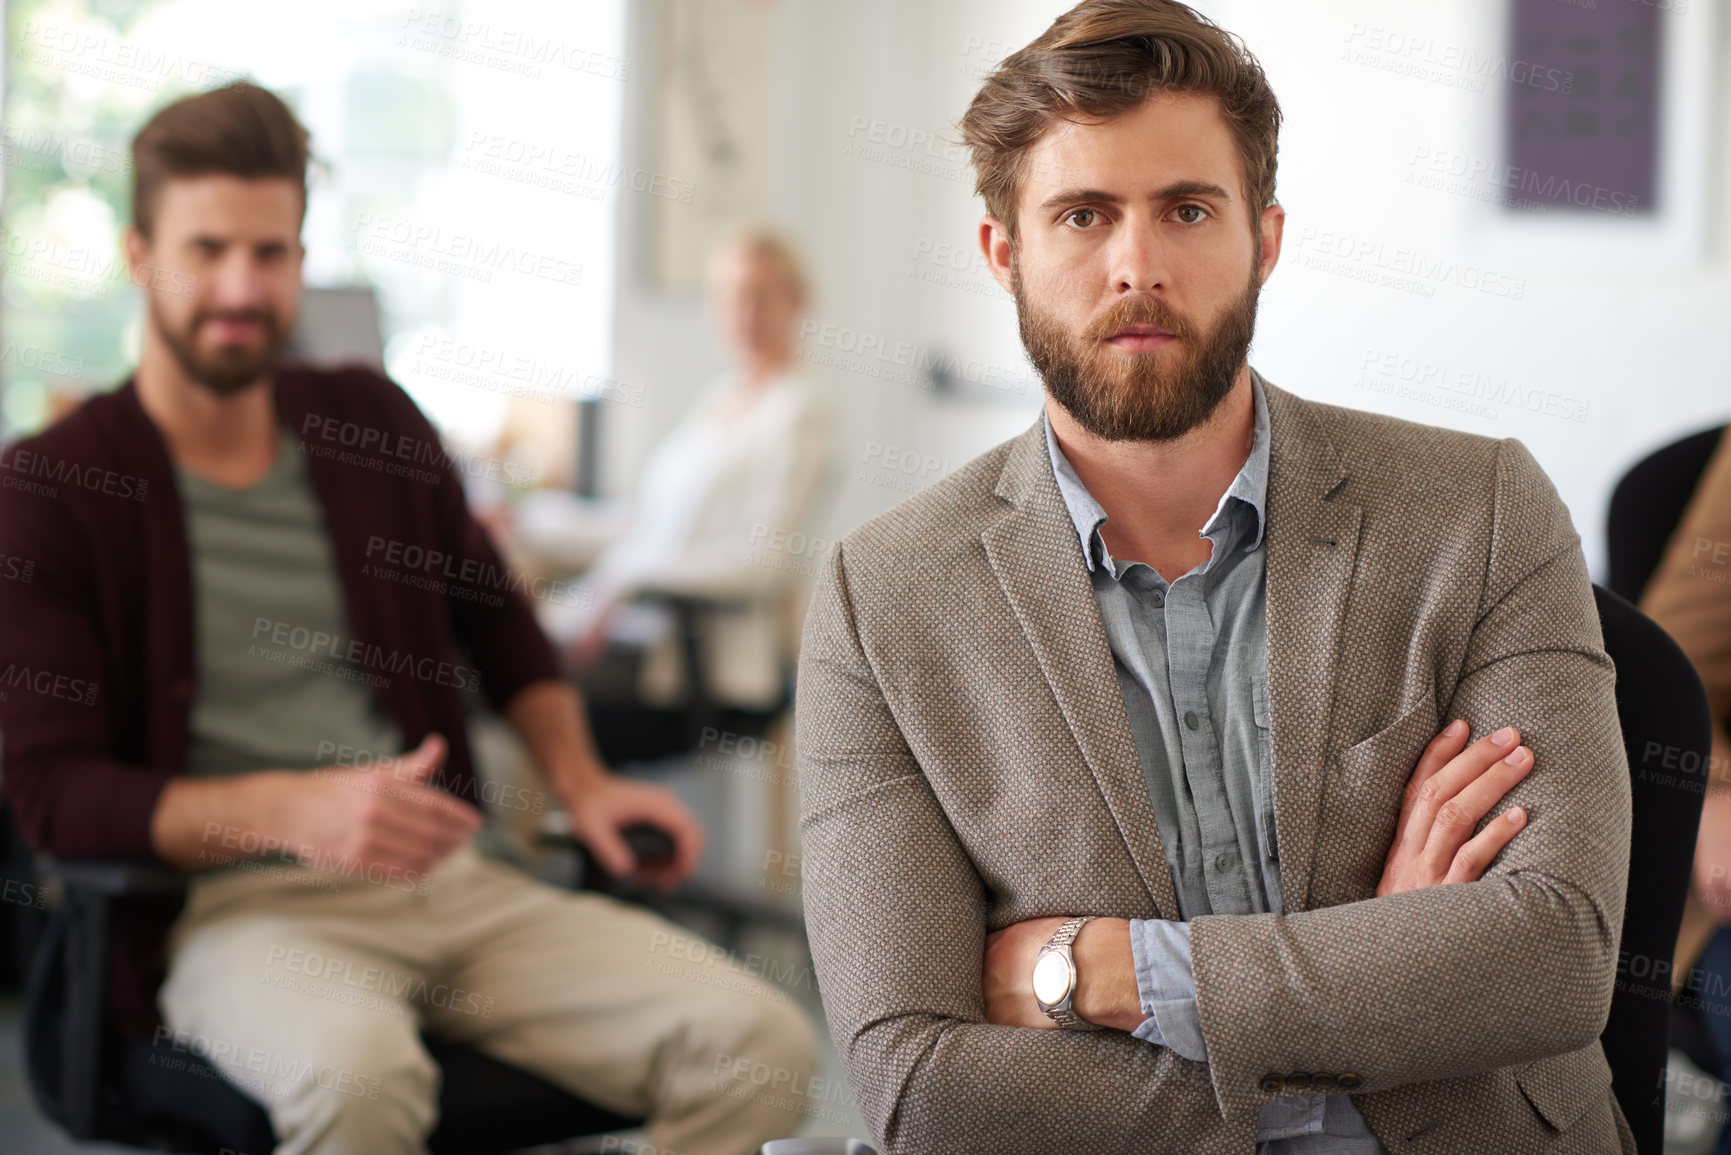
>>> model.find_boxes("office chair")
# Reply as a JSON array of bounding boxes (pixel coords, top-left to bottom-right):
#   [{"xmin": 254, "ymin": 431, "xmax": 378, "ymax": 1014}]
[
  {"xmin": 757, "ymin": 586, "xmax": 1709, "ymax": 1155},
  {"xmin": 1606, "ymin": 422, "xmax": 1727, "ymax": 603},
  {"xmin": 0, "ymin": 802, "xmax": 47, "ymax": 991},
  {"xmin": 1604, "ymin": 422, "xmax": 1731, "ymax": 1109},
  {"xmin": 1596, "ymin": 583, "xmax": 1712, "ymax": 1153},
  {"xmin": 576, "ymin": 450, "xmax": 846, "ymax": 770},
  {"xmin": 578, "ymin": 609, "xmax": 813, "ymax": 960},
  {"xmin": 24, "ymin": 826, "xmax": 676, "ymax": 1155},
  {"xmin": 584, "ymin": 590, "xmax": 793, "ymax": 767}
]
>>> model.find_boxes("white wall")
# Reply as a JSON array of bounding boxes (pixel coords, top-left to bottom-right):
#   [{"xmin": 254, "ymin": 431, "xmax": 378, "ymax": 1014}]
[{"xmin": 611, "ymin": 0, "xmax": 1731, "ymax": 579}]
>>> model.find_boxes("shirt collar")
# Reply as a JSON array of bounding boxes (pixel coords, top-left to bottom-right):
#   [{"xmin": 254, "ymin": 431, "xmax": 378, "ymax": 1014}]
[{"xmin": 1043, "ymin": 372, "xmax": 1271, "ymax": 574}]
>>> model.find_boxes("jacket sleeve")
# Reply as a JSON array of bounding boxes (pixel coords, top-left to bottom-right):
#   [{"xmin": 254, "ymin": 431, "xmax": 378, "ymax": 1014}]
[
  {"xmin": 796, "ymin": 542, "xmax": 1249, "ymax": 1155},
  {"xmin": 0, "ymin": 484, "xmax": 176, "ymax": 859},
  {"xmin": 1188, "ymin": 437, "xmax": 1631, "ymax": 1118}
]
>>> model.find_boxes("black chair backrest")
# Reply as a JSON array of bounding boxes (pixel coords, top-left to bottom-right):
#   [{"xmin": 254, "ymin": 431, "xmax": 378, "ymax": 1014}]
[
  {"xmin": 1594, "ymin": 583, "xmax": 1711, "ymax": 1153},
  {"xmin": 1607, "ymin": 424, "xmax": 1727, "ymax": 603}
]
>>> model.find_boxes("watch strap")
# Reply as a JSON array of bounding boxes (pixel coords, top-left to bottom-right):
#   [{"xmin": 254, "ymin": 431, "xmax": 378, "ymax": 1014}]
[{"xmin": 1037, "ymin": 916, "xmax": 1101, "ymax": 1030}]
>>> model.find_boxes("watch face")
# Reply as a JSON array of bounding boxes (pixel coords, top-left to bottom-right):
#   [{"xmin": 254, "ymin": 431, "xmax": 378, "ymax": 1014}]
[{"xmin": 1032, "ymin": 950, "xmax": 1072, "ymax": 1006}]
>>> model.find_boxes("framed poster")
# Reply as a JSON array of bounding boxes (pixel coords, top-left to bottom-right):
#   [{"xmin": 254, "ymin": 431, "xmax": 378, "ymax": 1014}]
[
  {"xmin": 1465, "ymin": 0, "xmax": 1714, "ymax": 266},
  {"xmin": 1504, "ymin": 0, "xmax": 1660, "ymax": 218}
]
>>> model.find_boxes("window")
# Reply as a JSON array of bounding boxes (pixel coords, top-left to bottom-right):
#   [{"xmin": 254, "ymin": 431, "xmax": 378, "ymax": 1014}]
[{"xmin": 1, "ymin": 0, "xmax": 626, "ymax": 466}]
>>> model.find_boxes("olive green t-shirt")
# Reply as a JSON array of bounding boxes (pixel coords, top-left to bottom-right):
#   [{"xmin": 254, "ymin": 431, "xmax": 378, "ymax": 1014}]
[{"xmin": 179, "ymin": 427, "xmax": 404, "ymax": 777}]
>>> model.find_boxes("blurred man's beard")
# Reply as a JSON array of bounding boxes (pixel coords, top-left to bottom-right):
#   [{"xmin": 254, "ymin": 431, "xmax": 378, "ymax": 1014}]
[
  {"xmin": 150, "ymin": 297, "xmax": 287, "ymax": 397},
  {"xmin": 1015, "ymin": 263, "xmax": 1261, "ymax": 443}
]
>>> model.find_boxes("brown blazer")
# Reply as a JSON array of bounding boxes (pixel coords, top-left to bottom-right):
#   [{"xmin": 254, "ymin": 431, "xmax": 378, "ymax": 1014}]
[{"xmin": 795, "ymin": 379, "xmax": 1633, "ymax": 1154}]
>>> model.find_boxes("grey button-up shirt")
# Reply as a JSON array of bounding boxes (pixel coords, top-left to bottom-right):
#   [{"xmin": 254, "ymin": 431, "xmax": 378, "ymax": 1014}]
[{"xmin": 1045, "ymin": 374, "xmax": 1387, "ymax": 1153}]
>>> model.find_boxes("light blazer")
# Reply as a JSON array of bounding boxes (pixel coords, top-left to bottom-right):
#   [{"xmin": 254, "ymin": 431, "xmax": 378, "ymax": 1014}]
[{"xmin": 795, "ymin": 378, "xmax": 1633, "ymax": 1154}]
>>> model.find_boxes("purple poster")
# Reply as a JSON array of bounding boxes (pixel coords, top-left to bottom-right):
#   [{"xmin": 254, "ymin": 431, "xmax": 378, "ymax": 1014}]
[{"xmin": 1504, "ymin": 0, "xmax": 1661, "ymax": 217}]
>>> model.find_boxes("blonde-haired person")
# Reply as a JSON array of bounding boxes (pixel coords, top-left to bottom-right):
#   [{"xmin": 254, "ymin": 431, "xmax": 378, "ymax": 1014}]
[{"xmin": 517, "ymin": 227, "xmax": 834, "ymax": 761}]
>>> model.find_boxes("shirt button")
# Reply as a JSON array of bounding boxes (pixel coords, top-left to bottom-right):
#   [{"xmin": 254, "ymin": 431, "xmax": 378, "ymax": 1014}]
[
  {"xmin": 1183, "ymin": 710, "xmax": 1199, "ymax": 730},
  {"xmin": 1214, "ymin": 852, "xmax": 1232, "ymax": 872}
]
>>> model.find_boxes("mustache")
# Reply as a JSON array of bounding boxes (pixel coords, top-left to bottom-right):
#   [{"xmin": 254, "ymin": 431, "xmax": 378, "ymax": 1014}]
[
  {"xmin": 195, "ymin": 309, "xmax": 276, "ymax": 329},
  {"xmin": 1082, "ymin": 295, "xmax": 1194, "ymax": 345}
]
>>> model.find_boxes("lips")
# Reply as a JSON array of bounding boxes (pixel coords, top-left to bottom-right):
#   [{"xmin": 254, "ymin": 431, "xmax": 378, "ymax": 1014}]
[
  {"xmin": 1106, "ymin": 324, "xmax": 1174, "ymax": 341},
  {"xmin": 202, "ymin": 315, "xmax": 270, "ymax": 344}
]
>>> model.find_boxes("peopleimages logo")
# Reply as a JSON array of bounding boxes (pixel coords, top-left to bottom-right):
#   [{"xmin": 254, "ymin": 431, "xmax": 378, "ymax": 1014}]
[
  {"xmin": 247, "ymin": 617, "xmax": 481, "ymax": 693},
  {"xmin": 0, "ymin": 663, "xmax": 99, "ymax": 705},
  {"xmin": 0, "ymin": 126, "xmax": 131, "ymax": 175},
  {"xmin": 299, "ymin": 413, "xmax": 532, "ymax": 487},
  {"xmin": 362, "ymin": 535, "xmax": 591, "ymax": 610},
  {"xmin": 0, "ymin": 443, "xmax": 151, "ymax": 502},
  {"xmin": 797, "ymin": 319, "xmax": 1032, "ymax": 394}
]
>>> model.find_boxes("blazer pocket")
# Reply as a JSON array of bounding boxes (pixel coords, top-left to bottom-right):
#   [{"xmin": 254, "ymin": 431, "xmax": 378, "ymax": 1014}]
[
  {"xmin": 1516, "ymin": 1044, "xmax": 1615, "ymax": 1132},
  {"xmin": 1335, "ymin": 689, "xmax": 1438, "ymax": 789}
]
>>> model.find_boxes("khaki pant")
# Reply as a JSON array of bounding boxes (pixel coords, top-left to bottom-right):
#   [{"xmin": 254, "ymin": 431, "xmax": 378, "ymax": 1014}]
[{"xmin": 159, "ymin": 844, "xmax": 819, "ymax": 1155}]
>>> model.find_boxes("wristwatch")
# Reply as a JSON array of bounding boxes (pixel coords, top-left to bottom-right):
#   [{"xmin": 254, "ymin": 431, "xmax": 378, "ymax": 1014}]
[{"xmin": 1032, "ymin": 915, "xmax": 1101, "ymax": 1030}]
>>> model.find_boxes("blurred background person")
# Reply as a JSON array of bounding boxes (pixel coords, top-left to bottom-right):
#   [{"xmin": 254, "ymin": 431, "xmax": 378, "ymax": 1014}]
[
  {"xmin": 0, "ymin": 81, "xmax": 816, "ymax": 1155},
  {"xmin": 507, "ymin": 228, "xmax": 834, "ymax": 765}
]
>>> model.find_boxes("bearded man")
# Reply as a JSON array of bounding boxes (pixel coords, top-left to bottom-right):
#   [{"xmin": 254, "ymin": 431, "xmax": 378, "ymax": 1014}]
[
  {"xmin": 793, "ymin": 2, "xmax": 1632, "ymax": 1152},
  {"xmin": 0, "ymin": 82, "xmax": 816, "ymax": 1155}
]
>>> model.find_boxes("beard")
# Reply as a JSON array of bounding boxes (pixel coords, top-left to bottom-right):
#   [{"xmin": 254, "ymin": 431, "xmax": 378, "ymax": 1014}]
[
  {"xmin": 150, "ymin": 296, "xmax": 288, "ymax": 397},
  {"xmin": 1015, "ymin": 261, "xmax": 1261, "ymax": 443}
]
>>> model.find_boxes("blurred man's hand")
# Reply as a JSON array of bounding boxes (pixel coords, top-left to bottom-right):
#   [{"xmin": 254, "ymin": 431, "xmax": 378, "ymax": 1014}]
[
  {"xmin": 561, "ymin": 774, "xmax": 705, "ymax": 891},
  {"xmin": 271, "ymin": 733, "xmax": 483, "ymax": 880}
]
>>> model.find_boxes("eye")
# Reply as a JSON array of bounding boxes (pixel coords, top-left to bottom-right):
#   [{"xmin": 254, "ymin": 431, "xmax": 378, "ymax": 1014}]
[
  {"xmin": 1172, "ymin": 204, "xmax": 1208, "ymax": 224},
  {"xmin": 1063, "ymin": 208, "xmax": 1102, "ymax": 230}
]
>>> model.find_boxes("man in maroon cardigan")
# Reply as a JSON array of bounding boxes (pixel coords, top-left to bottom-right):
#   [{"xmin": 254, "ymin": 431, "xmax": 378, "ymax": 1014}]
[{"xmin": 0, "ymin": 83, "xmax": 815, "ymax": 1155}]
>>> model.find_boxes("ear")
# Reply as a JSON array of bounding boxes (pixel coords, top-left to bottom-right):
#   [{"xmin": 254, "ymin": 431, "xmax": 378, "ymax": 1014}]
[
  {"xmin": 979, "ymin": 214, "xmax": 1017, "ymax": 295},
  {"xmin": 123, "ymin": 226, "xmax": 150, "ymax": 282},
  {"xmin": 1256, "ymin": 203, "xmax": 1285, "ymax": 287}
]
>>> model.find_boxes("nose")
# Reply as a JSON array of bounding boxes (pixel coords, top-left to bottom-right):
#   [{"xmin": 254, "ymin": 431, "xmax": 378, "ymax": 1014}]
[
  {"xmin": 204, "ymin": 250, "xmax": 273, "ymax": 312},
  {"xmin": 1107, "ymin": 218, "xmax": 1170, "ymax": 295}
]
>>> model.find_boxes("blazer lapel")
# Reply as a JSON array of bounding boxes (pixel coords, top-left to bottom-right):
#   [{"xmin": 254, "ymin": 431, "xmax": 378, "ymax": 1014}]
[
  {"xmin": 1261, "ymin": 381, "xmax": 1362, "ymax": 913},
  {"xmin": 981, "ymin": 424, "xmax": 1182, "ymax": 919}
]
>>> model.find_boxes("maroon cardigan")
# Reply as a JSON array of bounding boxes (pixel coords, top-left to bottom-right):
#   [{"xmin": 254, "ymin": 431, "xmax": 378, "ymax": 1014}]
[{"xmin": 0, "ymin": 362, "xmax": 561, "ymax": 1037}]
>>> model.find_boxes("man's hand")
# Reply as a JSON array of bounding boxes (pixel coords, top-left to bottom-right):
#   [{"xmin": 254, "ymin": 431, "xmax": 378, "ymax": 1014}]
[
  {"xmin": 1375, "ymin": 722, "xmax": 1531, "ymax": 896},
  {"xmin": 561, "ymin": 775, "xmax": 705, "ymax": 891},
  {"xmin": 272, "ymin": 734, "xmax": 483, "ymax": 880}
]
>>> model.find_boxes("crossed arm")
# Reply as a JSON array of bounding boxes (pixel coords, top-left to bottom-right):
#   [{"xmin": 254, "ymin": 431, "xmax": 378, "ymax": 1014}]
[{"xmin": 981, "ymin": 720, "xmax": 1540, "ymax": 1037}]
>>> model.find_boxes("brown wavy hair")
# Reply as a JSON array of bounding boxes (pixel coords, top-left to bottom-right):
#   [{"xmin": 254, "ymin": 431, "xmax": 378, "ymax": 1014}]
[
  {"xmin": 132, "ymin": 82, "xmax": 310, "ymax": 239},
  {"xmin": 959, "ymin": 0, "xmax": 1282, "ymax": 237}
]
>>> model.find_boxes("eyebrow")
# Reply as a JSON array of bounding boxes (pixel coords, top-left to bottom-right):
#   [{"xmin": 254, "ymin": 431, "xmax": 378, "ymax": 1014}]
[{"xmin": 1036, "ymin": 179, "xmax": 1235, "ymax": 212}]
